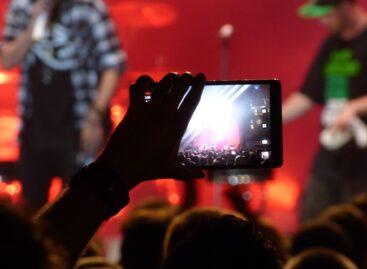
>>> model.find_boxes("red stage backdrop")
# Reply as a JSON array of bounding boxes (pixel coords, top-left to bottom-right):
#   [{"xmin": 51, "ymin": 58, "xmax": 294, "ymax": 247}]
[{"xmin": 2, "ymin": 0, "xmax": 366, "ymax": 233}]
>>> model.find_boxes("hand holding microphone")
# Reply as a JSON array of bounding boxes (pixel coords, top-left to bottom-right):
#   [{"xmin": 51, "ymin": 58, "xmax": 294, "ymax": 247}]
[
  {"xmin": 31, "ymin": 0, "xmax": 59, "ymax": 41},
  {"xmin": 320, "ymin": 102, "xmax": 367, "ymax": 150}
]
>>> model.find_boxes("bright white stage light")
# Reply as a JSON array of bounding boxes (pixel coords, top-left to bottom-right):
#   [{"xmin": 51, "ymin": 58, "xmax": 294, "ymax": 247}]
[{"xmin": 180, "ymin": 84, "xmax": 249, "ymax": 150}]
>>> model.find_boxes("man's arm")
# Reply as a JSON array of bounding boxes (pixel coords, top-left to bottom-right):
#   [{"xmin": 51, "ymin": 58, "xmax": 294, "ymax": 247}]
[
  {"xmin": 35, "ymin": 73, "xmax": 206, "ymax": 268},
  {"xmin": 0, "ymin": 0, "xmax": 56, "ymax": 69},
  {"xmin": 331, "ymin": 95, "xmax": 367, "ymax": 130},
  {"xmin": 350, "ymin": 95, "xmax": 367, "ymax": 115},
  {"xmin": 94, "ymin": 68, "xmax": 120, "ymax": 112},
  {"xmin": 283, "ymin": 40, "xmax": 330, "ymax": 124},
  {"xmin": 35, "ymin": 185, "xmax": 108, "ymax": 266},
  {"xmin": 80, "ymin": 0, "xmax": 126, "ymax": 156},
  {"xmin": 282, "ymin": 92, "xmax": 314, "ymax": 124},
  {"xmin": 81, "ymin": 68, "xmax": 121, "ymax": 156},
  {"xmin": 1, "ymin": 26, "xmax": 34, "ymax": 70}
]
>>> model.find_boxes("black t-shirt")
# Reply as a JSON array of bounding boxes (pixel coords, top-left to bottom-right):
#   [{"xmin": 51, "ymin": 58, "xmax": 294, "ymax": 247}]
[{"xmin": 301, "ymin": 28, "xmax": 367, "ymax": 106}]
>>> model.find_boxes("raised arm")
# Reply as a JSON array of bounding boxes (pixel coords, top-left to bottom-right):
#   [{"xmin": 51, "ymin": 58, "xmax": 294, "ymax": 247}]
[
  {"xmin": 1, "ymin": 26, "xmax": 34, "ymax": 69},
  {"xmin": 0, "ymin": 0, "xmax": 57, "ymax": 69},
  {"xmin": 35, "ymin": 73, "xmax": 206, "ymax": 268}
]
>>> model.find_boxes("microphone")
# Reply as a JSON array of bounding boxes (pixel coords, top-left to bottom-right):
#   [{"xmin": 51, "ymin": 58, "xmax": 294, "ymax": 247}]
[
  {"xmin": 218, "ymin": 23, "xmax": 234, "ymax": 80},
  {"xmin": 32, "ymin": 11, "xmax": 49, "ymax": 41},
  {"xmin": 218, "ymin": 23, "xmax": 234, "ymax": 40}
]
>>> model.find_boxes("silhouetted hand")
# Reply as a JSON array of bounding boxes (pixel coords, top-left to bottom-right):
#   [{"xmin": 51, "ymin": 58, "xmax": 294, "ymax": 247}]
[{"xmin": 97, "ymin": 73, "xmax": 206, "ymax": 189}]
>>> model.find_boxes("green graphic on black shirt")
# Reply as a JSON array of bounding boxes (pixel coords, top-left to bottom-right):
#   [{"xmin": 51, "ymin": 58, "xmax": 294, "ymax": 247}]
[{"xmin": 324, "ymin": 49, "xmax": 361, "ymax": 100}]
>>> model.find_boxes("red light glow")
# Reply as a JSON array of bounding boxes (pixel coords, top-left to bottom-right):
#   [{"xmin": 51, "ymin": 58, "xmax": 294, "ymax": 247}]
[
  {"xmin": 0, "ymin": 115, "xmax": 19, "ymax": 162},
  {"xmin": 155, "ymin": 179, "xmax": 181, "ymax": 205},
  {"xmin": 265, "ymin": 177, "xmax": 300, "ymax": 210},
  {"xmin": 111, "ymin": 104, "xmax": 127, "ymax": 129},
  {"xmin": 168, "ymin": 192, "xmax": 180, "ymax": 205},
  {"xmin": 0, "ymin": 180, "xmax": 22, "ymax": 203},
  {"xmin": 109, "ymin": 2, "xmax": 177, "ymax": 29},
  {"xmin": 0, "ymin": 70, "xmax": 18, "ymax": 85},
  {"xmin": 48, "ymin": 177, "xmax": 63, "ymax": 202}
]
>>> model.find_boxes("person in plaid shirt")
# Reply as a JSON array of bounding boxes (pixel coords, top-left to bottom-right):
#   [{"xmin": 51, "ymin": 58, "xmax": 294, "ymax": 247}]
[{"xmin": 0, "ymin": 0, "xmax": 126, "ymax": 211}]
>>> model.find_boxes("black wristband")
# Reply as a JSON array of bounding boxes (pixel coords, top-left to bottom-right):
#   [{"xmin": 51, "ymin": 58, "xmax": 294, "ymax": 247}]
[{"xmin": 70, "ymin": 162, "xmax": 130, "ymax": 220}]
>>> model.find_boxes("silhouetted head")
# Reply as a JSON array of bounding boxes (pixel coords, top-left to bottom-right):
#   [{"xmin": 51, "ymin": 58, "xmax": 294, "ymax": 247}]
[
  {"xmin": 299, "ymin": 0, "xmax": 362, "ymax": 34},
  {"xmin": 132, "ymin": 199, "xmax": 173, "ymax": 212},
  {"xmin": 75, "ymin": 257, "xmax": 118, "ymax": 269},
  {"xmin": 290, "ymin": 219, "xmax": 352, "ymax": 258},
  {"xmin": 163, "ymin": 208, "xmax": 281, "ymax": 269},
  {"xmin": 256, "ymin": 217, "xmax": 286, "ymax": 262},
  {"xmin": 285, "ymin": 248, "xmax": 358, "ymax": 269},
  {"xmin": 351, "ymin": 193, "xmax": 367, "ymax": 217},
  {"xmin": 120, "ymin": 205, "xmax": 176, "ymax": 269},
  {"xmin": 163, "ymin": 207, "xmax": 231, "ymax": 258},
  {"xmin": 0, "ymin": 201, "xmax": 54, "ymax": 269},
  {"xmin": 318, "ymin": 204, "xmax": 367, "ymax": 266},
  {"xmin": 319, "ymin": 0, "xmax": 359, "ymax": 33}
]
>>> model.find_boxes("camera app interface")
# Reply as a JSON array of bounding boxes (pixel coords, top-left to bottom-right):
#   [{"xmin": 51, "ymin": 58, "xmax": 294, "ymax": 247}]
[{"xmin": 178, "ymin": 83, "xmax": 271, "ymax": 167}]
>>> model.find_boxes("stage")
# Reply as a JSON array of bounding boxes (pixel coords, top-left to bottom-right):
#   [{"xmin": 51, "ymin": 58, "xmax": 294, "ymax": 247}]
[{"xmin": 0, "ymin": 0, "xmax": 349, "ymax": 236}]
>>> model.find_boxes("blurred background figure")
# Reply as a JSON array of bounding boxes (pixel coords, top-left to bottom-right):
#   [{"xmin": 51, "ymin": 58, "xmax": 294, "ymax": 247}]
[
  {"xmin": 283, "ymin": 0, "xmax": 367, "ymax": 221},
  {"xmin": 0, "ymin": 0, "xmax": 126, "ymax": 211}
]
